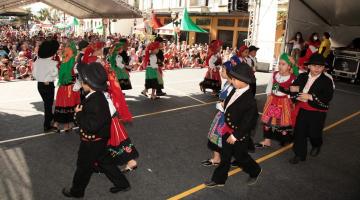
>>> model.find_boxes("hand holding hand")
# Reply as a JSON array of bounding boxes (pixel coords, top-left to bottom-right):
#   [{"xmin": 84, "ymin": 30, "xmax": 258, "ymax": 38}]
[
  {"xmin": 226, "ymin": 134, "xmax": 237, "ymax": 144},
  {"xmin": 75, "ymin": 105, "xmax": 83, "ymax": 113}
]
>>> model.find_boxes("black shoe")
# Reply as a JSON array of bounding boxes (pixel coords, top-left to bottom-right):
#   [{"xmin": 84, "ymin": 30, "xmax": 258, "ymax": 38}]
[
  {"xmin": 289, "ymin": 156, "xmax": 306, "ymax": 164},
  {"xmin": 254, "ymin": 143, "xmax": 271, "ymax": 149},
  {"xmin": 310, "ymin": 147, "xmax": 321, "ymax": 157},
  {"xmin": 247, "ymin": 168, "xmax": 262, "ymax": 186},
  {"xmin": 44, "ymin": 126, "xmax": 58, "ymax": 133},
  {"xmin": 201, "ymin": 159, "xmax": 220, "ymax": 167},
  {"xmin": 156, "ymin": 92, "xmax": 167, "ymax": 96},
  {"xmin": 204, "ymin": 181, "xmax": 224, "ymax": 188},
  {"xmin": 62, "ymin": 188, "xmax": 83, "ymax": 198},
  {"xmin": 109, "ymin": 186, "xmax": 131, "ymax": 193}
]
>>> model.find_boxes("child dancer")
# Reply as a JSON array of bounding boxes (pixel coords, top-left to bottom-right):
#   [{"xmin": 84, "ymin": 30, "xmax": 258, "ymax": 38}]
[
  {"xmin": 141, "ymin": 41, "xmax": 162, "ymax": 100},
  {"xmin": 205, "ymin": 63, "xmax": 261, "ymax": 187},
  {"xmin": 255, "ymin": 53, "xmax": 297, "ymax": 148},
  {"xmin": 54, "ymin": 41, "xmax": 81, "ymax": 132},
  {"xmin": 202, "ymin": 61, "xmax": 234, "ymax": 167},
  {"xmin": 62, "ymin": 62, "xmax": 130, "ymax": 198}
]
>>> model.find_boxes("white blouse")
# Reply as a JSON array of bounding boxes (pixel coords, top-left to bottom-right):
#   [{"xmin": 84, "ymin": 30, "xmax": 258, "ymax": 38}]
[{"xmin": 265, "ymin": 72, "xmax": 292, "ymax": 96}]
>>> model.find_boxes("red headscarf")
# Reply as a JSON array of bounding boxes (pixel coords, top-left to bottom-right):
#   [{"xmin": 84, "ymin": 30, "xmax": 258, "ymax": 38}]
[
  {"xmin": 237, "ymin": 45, "xmax": 248, "ymax": 57},
  {"xmin": 142, "ymin": 41, "xmax": 160, "ymax": 68},
  {"xmin": 82, "ymin": 42, "xmax": 104, "ymax": 64},
  {"xmin": 205, "ymin": 40, "xmax": 223, "ymax": 66}
]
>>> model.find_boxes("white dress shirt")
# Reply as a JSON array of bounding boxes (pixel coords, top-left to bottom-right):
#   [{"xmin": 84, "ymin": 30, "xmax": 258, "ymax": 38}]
[
  {"xmin": 225, "ymin": 85, "xmax": 250, "ymax": 111},
  {"xmin": 303, "ymin": 73, "xmax": 321, "ymax": 93},
  {"xmin": 32, "ymin": 57, "xmax": 58, "ymax": 82}
]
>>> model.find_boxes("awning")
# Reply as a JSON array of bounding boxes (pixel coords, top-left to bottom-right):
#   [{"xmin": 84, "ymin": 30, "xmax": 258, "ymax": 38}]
[
  {"xmin": 156, "ymin": 8, "xmax": 208, "ymax": 35},
  {"xmin": 0, "ymin": 7, "xmax": 29, "ymax": 16},
  {"xmin": 0, "ymin": 0, "xmax": 142, "ymax": 19},
  {"xmin": 180, "ymin": 8, "xmax": 208, "ymax": 33}
]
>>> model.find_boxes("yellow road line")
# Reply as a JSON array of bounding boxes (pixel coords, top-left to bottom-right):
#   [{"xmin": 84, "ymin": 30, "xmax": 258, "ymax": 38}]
[{"xmin": 167, "ymin": 109, "xmax": 360, "ymax": 200}]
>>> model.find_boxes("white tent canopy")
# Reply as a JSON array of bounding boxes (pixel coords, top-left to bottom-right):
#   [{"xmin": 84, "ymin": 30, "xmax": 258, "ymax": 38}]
[
  {"xmin": 156, "ymin": 22, "xmax": 176, "ymax": 36},
  {"xmin": 287, "ymin": 0, "xmax": 360, "ymax": 47},
  {"xmin": 0, "ymin": 0, "xmax": 142, "ymax": 19}
]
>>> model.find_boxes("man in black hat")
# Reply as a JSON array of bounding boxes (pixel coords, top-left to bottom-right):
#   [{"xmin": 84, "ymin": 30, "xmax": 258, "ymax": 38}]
[
  {"xmin": 289, "ymin": 53, "xmax": 334, "ymax": 164},
  {"xmin": 32, "ymin": 39, "xmax": 60, "ymax": 132},
  {"xmin": 205, "ymin": 63, "xmax": 261, "ymax": 187},
  {"xmin": 62, "ymin": 62, "xmax": 130, "ymax": 198}
]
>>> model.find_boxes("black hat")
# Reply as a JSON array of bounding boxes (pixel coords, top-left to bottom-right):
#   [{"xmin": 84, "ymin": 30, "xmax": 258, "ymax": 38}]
[
  {"xmin": 78, "ymin": 40, "xmax": 89, "ymax": 51},
  {"xmin": 78, "ymin": 62, "xmax": 108, "ymax": 91},
  {"xmin": 248, "ymin": 45, "xmax": 259, "ymax": 52},
  {"xmin": 229, "ymin": 62, "xmax": 255, "ymax": 84},
  {"xmin": 305, "ymin": 53, "xmax": 326, "ymax": 66},
  {"xmin": 38, "ymin": 40, "xmax": 59, "ymax": 58}
]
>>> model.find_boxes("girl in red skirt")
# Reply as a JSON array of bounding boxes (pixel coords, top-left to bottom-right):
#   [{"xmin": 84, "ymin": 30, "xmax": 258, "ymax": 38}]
[
  {"xmin": 255, "ymin": 53, "xmax": 298, "ymax": 148},
  {"xmin": 54, "ymin": 41, "xmax": 80, "ymax": 132},
  {"xmin": 199, "ymin": 40, "xmax": 223, "ymax": 95},
  {"xmin": 104, "ymin": 60, "xmax": 139, "ymax": 172}
]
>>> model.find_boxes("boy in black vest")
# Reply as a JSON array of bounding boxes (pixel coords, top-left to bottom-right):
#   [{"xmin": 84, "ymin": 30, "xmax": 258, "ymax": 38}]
[
  {"xmin": 205, "ymin": 63, "xmax": 262, "ymax": 187},
  {"xmin": 62, "ymin": 62, "xmax": 130, "ymax": 198},
  {"xmin": 289, "ymin": 53, "xmax": 334, "ymax": 164}
]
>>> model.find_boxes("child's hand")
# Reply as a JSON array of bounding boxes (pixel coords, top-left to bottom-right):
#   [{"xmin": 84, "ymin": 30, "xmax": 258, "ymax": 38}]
[
  {"xmin": 75, "ymin": 105, "xmax": 83, "ymax": 113},
  {"xmin": 290, "ymin": 86, "xmax": 299, "ymax": 92},
  {"xmin": 226, "ymin": 134, "xmax": 237, "ymax": 144}
]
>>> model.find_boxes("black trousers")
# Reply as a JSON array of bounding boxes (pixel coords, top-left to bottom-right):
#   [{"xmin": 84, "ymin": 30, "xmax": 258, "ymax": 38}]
[
  {"xmin": 70, "ymin": 140, "xmax": 129, "ymax": 196},
  {"xmin": 293, "ymin": 109, "xmax": 327, "ymax": 159},
  {"xmin": 37, "ymin": 82, "xmax": 54, "ymax": 129},
  {"xmin": 212, "ymin": 136, "xmax": 261, "ymax": 184}
]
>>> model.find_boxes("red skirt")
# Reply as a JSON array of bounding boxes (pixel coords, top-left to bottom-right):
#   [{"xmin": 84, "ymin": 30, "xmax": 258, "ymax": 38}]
[
  {"xmin": 54, "ymin": 85, "xmax": 81, "ymax": 123},
  {"xmin": 261, "ymin": 95, "xmax": 293, "ymax": 128},
  {"xmin": 205, "ymin": 68, "xmax": 221, "ymax": 81},
  {"xmin": 55, "ymin": 85, "xmax": 80, "ymax": 107},
  {"xmin": 108, "ymin": 117, "xmax": 139, "ymax": 165}
]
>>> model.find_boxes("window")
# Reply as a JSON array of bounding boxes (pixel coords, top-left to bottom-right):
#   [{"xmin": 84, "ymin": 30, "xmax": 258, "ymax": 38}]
[
  {"xmin": 237, "ymin": 31, "xmax": 248, "ymax": 49},
  {"xmin": 218, "ymin": 30, "xmax": 234, "ymax": 48},
  {"xmin": 196, "ymin": 18, "xmax": 211, "ymax": 26},
  {"xmin": 237, "ymin": 17, "xmax": 249, "ymax": 27},
  {"xmin": 218, "ymin": 19, "xmax": 235, "ymax": 27},
  {"xmin": 195, "ymin": 29, "xmax": 210, "ymax": 45}
]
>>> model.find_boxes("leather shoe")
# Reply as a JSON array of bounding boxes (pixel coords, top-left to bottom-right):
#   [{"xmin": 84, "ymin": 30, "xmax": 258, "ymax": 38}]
[
  {"xmin": 109, "ymin": 186, "xmax": 131, "ymax": 193},
  {"xmin": 62, "ymin": 188, "xmax": 83, "ymax": 198},
  {"xmin": 247, "ymin": 168, "xmax": 262, "ymax": 185},
  {"xmin": 204, "ymin": 181, "xmax": 224, "ymax": 188},
  {"xmin": 44, "ymin": 126, "xmax": 58, "ymax": 133},
  {"xmin": 156, "ymin": 92, "xmax": 167, "ymax": 96},
  {"xmin": 289, "ymin": 156, "xmax": 306, "ymax": 164},
  {"xmin": 310, "ymin": 147, "xmax": 321, "ymax": 157}
]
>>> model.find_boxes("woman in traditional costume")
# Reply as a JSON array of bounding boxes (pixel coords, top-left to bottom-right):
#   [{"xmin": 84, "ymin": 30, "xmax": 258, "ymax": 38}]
[
  {"xmin": 53, "ymin": 41, "xmax": 81, "ymax": 132},
  {"xmin": 109, "ymin": 39, "xmax": 132, "ymax": 90},
  {"xmin": 141, "ymin": 41, "xmax": 162, "ymax": 100},
  {"xmin": 199, "ymin": 40, "xmax": 223, "ymax": 95}
]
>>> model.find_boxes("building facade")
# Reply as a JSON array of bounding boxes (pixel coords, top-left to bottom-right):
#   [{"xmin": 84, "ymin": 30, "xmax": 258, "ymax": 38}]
[{"xmin": 140, "ymin": 0, "xmax": 250, "ymax": 48}]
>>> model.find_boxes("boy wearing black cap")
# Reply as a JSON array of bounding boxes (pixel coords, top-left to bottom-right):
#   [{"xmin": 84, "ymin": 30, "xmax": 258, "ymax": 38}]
[
  {"xmin": 289, "ymin": 53, "xmax": 334, "ymax": 164},
  {"xmin": 205, "ymin": 63, "xmax": 262, "ymax": 187},
  {"xmin": 62, "ymin": 62, "xmax": 130, "ymax": 198}
]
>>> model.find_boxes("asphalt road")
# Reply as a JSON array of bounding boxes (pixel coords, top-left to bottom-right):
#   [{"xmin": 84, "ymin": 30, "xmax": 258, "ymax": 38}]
[{"xmin": 0, "ymin": 68, "xmax": 359, "ymax": 200}]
